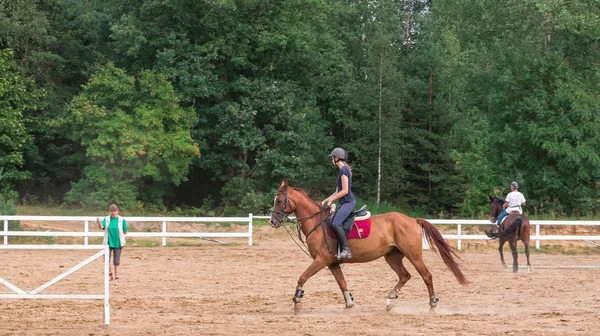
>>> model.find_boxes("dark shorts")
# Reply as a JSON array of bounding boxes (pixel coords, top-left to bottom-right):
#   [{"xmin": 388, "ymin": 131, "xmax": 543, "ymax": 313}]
[{"xmin": 109, "ymin": 247, "xmax": 122, "ymax": 266}]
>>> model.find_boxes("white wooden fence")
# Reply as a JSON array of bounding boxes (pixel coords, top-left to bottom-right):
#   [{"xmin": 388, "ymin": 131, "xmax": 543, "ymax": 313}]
[
  {"xmin": 1, "ymin": 215, "xmax": 254, "ymax": 246},
  {"xmin": 0, "ymin": 214, "xmax": 253, "ymax": 327},
  {"xmin": 427, "ymin": 219, "xmax": 600, "ymax": 250},
  {"xmin": 2, "ymin": 216, "xmax": 600, "ymax": 250},
  {"xmin": 0, "ymin": 244, "xmax": 111, "ymax": 325},
  {"xmin": 252, "ymin": 216, "xmax": 600, "ymax": 250}
]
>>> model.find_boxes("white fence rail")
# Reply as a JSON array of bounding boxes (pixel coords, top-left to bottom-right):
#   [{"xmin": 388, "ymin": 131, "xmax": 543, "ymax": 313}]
[
  {"xmin": 0, "ymin": 244, "xmax": 110, "ymax": 325},
  {"xmin": 2, "ymin": 215, "xmax": 600, "ymax": 250},
  {"xmin": 427, "ymin": 219, "xmax": 600, "ymax": 250},
  {"xmin": 253, "ymin": 216, "xmax": 600, "ymax": 250},
  {"xmin": 1, "ymin": 215, "xmax": 254, "ymax": 246}
]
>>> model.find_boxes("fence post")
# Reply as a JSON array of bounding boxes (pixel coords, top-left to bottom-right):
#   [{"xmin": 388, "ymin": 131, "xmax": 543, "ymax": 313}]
[
  {"xmin": 104, "ymin": 245, "xmax": 110, "ymax": 326},
  {"xmin": 84, "ymin": 220, "xmax": 89, "ymax": 246},
  {"xmin": 536, "ymin": 224, "xmax": 540, "ymax": 250},
  {"xmin": 248, "ymin": 213, "xmax": 253, "ymax": 246},
  {"xmin": 457, "ymin": 223, "xmax": 462, "ymax": 251},
  {"xmin": 162, "ymin": 220, "xmax": 167, "ymax": 247},
  {"xmin": 3, "ymin": 220, "xmax": 7, "ymax": 245}
]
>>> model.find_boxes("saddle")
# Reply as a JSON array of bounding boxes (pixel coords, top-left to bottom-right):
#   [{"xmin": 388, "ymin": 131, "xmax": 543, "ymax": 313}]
[
  {"xmin": 499, "ymin": 212, "xmax": 522, "ymax": 231},
  {"xmin": 326, "ymin": 204, "xmax": 372, "ymax": 239}
]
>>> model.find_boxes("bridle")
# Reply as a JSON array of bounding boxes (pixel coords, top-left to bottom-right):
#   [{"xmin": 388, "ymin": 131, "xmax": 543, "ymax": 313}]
[
  {"xmin": 271, "ymin": 191, "xmax": 292, "ymax": 227},
  {"xmin": 490, "ymin": 198, "xmax": 504, "ymax": 222},
  {"xmin": 271, "ymin": 190, "xmax": 333, "ymax": 256}
]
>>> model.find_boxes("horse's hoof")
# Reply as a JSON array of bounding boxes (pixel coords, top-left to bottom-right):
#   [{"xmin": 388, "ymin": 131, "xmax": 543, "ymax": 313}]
[
  {"xmin": 292, "ymin": 287, "xmax": 304, "ymax": 303},
  {"xmin": 429, "ymin": 296, "xmax": 439, "ymax": 308},
  {"xmin": 294, "ymin": 303, "xmax": 302, "ymax": 315},
  {"xmin": 343, "ymin": 291, "xmax": 354, "ymax": 308},
  {"xmin": 501, "ymin": 264, "xmax": 507, "ymax": 269},
  {"xmin": 386, "ymin": 298, "xmax": 395, "ymax": 311}
]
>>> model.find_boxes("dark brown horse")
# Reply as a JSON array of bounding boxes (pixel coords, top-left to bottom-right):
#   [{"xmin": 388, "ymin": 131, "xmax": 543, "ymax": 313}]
[
  {"xmin": 486, "ymin": 196, "xmax": 532, "ymax": 272},
  {"xmin": 269, "ymin": 181, "xmax": 468, "ymax": 312}
]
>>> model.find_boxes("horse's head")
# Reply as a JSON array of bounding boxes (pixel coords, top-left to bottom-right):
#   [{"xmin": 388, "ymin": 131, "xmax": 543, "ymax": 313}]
[
  {"xmin": 488, "ymin": 196, "xmax": 505, "ymax": 223},
  {"xmin": 269, "ymin": 181, "xmax": 294, "ymax": 228}
]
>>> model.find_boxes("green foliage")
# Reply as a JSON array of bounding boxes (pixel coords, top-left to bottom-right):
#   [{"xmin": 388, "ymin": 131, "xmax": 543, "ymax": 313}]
[
  {"xmin": 57, "ymin": 63, "xmax": 199, "ymax": 207},
  {"xmin": 0, "ymin": 49, "xmax": 42, "ymax": 198},
  {"xmin": 1, "ymin": 0, "xmax": 600, "ymax": 217},
  {"xmin": 220, "ymin": 177, "xmax": 274, "ymax": 216},
  {"xmin": 425, "ymin": 0, "xmax": 600, "ymax": 216}
]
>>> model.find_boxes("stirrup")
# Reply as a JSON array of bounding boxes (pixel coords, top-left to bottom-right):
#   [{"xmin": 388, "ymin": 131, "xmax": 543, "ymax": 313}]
[{"xmin": 337, "ymin": 249, "xmax": 352, "ymax": 259}]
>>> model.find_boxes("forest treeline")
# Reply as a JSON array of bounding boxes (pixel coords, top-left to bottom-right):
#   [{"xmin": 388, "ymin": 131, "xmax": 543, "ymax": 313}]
[{"xmin": 1, "ymin": 0, "xmax": 599, "ymax": 217}]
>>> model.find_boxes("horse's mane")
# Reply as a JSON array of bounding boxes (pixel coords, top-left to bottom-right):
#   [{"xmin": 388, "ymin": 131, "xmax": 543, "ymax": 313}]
[
  {"xmin": 492, "ymin": 196, "xmax": 505, "ymax": 204},
  {"xmin": 290, "ymin": 187, "xmax": 320, "ymax": 206}
]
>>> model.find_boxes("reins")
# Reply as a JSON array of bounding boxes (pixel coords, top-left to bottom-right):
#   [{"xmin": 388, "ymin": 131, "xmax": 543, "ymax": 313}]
[{"xmin": 273, "ymin": 191, "xmax": 334, "ymax": 258}]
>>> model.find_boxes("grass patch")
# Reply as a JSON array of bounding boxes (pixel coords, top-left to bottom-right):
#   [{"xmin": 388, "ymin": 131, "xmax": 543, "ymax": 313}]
[
  {"xmin": 253, "ymin": 219, "xmax": 271, "ymax": 227},
  {"xmin": 127, "ymin": 239, "xmax": 161, "ymax": 247},
  {"xmin": 532, "ymin": 244, "xmax": 600, "ymax": 255}
]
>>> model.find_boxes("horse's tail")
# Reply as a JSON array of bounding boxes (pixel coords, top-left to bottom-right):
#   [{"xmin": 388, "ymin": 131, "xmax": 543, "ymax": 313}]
[
  {"xmin": 417, "ymin": 218, "xmax": 469, "ymax": 285},
  {"xmin": 486, "ymin": 218, "xmax": 522, "ymax": 240}
]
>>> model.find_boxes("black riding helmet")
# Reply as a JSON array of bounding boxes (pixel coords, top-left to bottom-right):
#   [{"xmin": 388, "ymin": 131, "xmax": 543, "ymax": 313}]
[{"xmin": 329, "ymin": 148, "xmax": 348, "ymax": 161}]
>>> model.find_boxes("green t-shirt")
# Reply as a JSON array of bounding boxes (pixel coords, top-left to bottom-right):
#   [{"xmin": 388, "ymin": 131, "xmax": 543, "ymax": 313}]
[{"xmin": 102, "ymin": 217, "xmax": 128, "ymax": 248}]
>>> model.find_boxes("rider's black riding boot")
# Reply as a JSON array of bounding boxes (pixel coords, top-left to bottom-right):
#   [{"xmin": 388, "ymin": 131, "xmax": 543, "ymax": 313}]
[{"xmin": 333, "ymin": 225, "xmax": 352, "ymax": 259}]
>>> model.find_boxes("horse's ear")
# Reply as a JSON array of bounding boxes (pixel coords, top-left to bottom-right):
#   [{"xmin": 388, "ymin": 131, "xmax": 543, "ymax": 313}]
[
  {"xmin": 488, "ymin": 195, "xmax": 493, "ymax": 202},
  {"xmin": 279, "ymin": 180, "xmax": 288, "ymax": 189}
]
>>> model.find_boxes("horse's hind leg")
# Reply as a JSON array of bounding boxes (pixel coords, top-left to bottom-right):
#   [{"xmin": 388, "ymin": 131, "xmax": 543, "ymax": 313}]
[
  {"xmin": 384, "ymin": 249, "xmax": 411, "ymax": 311},
  {"xmin": 405, "ymin": 252, "xmax": 437, "ymax": 309},
  {"xmin": 523, "ymin": 240, "xmax": 533, "ymax": 272},
  {"xmin": 328, "ymin": 263, "xmax": 354, "ymax": 308},
  {"xmin": 509, "ymin": 240, "xmax": 519, "ymax": 273}
]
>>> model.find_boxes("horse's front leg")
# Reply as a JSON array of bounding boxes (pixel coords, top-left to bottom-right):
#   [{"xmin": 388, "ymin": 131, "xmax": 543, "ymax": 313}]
[
  {"xmin": 292, "ymin": 258, "xmax": 327, "ymax": 313},
  {"xmin": 509, "ymin": 240, "xmax": 518, "ymax": 273},
  {"xmin": 498, "ymin": 238, "xmax": 507, "ymax": 268},
  {"xmin": 329, "ymin": 263, "xmax": 354, "ymax": 308}
]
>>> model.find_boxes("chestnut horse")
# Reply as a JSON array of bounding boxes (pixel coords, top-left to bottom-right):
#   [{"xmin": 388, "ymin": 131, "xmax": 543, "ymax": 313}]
[
  {"xmin": 486, "ymin": 196, "xmax": 532, "ymax": 272},
  {"xmin": 269, "ymin": 181, "xmax": 468, "ymax": 312}
]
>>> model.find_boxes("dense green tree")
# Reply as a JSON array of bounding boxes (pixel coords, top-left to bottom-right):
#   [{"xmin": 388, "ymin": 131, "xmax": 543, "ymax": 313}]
[
  {"xmin": 0, "ymin": 0, "xmax": 599, "ymax": 217},
  {"xmin": 57, "ymin": 64, "xmax": 199, "ymax": 208},
  {"xmin": 101, "ymin": 1, "xmax": 341, "ymax": 209},
  {"xmin": 426, "ymin": 0, "xmax": 600, "ymax": 215},
  {"xmin": 0, "ymin": 49, "xmax": 43, "ymax": 211}
]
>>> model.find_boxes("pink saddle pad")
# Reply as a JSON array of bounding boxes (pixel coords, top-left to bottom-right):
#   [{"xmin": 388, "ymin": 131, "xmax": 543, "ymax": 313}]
[{"xmin": 327, "ymin": 218, "xmax": 371, "ymax": 240}]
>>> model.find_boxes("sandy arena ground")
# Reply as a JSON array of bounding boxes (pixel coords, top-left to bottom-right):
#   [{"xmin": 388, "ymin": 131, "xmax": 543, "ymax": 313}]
[{"xmin": 2, "ymin": 226, "xmax": 600, "ymax": 336}]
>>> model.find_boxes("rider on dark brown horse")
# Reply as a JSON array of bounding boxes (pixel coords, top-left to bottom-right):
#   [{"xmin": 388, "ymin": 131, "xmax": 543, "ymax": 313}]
[
  {"xmin": 320, "ymin": 147, "xmax": 355, "ymax": 259},
  {"xmin": 496, "ymin": 181, "xmax": 526, "ymax": 228}
]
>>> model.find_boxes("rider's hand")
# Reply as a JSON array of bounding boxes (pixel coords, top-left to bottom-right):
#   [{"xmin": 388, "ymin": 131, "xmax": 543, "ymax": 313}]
[{"xmin": 321, "ymin": 199, "xmax": 332, "ymax": 207}]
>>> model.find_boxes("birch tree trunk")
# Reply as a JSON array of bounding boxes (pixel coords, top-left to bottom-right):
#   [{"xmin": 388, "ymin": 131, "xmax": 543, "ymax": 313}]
[{"xmin": 377, "ymin": 51, "xmax": 383, "ymax": 206}]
